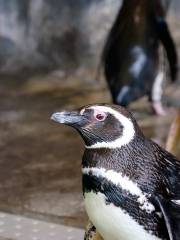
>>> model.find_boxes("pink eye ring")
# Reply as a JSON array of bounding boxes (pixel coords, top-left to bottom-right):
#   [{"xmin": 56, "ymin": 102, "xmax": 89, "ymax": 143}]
[{"xmin": 95, "ymin": 113, "xmax": 107, "ymax": 121}]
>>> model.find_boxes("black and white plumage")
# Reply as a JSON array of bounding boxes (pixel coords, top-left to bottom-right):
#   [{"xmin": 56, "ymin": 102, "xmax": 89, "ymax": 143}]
[
  {"xmin": 51, "ymin": 104, "xmax": 180, "ymax": 240},
  {"xmin": 101, "ymin": 0, "xmax": 178, "ymax": 115}
]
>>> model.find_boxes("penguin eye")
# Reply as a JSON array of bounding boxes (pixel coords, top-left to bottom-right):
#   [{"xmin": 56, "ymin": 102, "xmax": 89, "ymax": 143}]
[{"xmin": 95, "ymin": 112, "xmax": 107, "ymax": 121}]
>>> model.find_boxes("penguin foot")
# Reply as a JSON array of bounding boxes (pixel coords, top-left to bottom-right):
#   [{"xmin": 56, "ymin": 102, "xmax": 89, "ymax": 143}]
[
  {"xmin": 152, "ymin": 102, "xmax": 167, "ymax": 116},
  {"xmin": 84, "ymin": 222, "xmax": 103, "ymax": 240}
]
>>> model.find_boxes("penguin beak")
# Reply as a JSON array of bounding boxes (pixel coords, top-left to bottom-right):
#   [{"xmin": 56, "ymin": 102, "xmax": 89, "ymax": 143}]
[{"xmin": 51, "ymin": 111, "xmax": 85, "ymax": 128}]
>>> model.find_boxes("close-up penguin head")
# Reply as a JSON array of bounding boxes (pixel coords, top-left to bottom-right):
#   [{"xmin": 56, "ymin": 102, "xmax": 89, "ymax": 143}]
[{"xmin": 51, "ymin": 104, "xmax": 142, "ymax": 149}]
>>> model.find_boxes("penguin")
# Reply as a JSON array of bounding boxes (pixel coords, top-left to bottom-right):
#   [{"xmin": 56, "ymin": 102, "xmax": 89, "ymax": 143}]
[
  {"xmin": 101, "ymin": 0, "xmax": 178, "ymax": 115},
  {"xmin": 51, "ymin": 103, "xmax": 180, "ymax": 240}
]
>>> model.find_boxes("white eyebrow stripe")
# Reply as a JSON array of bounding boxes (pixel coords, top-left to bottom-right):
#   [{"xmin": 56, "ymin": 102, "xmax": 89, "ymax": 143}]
[
  {"xmin": 82, "ymin": 167, "xmax": 155, "ymax": 214},
  {"xmin": 85, "ymin": 106, "xmax": 135, "ymax": 149}
]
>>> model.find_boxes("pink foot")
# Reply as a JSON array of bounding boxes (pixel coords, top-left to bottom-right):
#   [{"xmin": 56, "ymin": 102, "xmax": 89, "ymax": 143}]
[{"xmin": 152, "ymin": 102, "xmax": 167, "ymax": 116}]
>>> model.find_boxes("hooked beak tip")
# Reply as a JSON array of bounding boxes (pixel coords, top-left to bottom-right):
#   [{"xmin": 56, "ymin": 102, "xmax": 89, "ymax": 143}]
[
  {"xmin": 50, "ymin": 112, "xmax": 65, "ymax": 123},
  {"xmin": 50, "ymin": 115, "xmax": 54, "ymax": 121}
]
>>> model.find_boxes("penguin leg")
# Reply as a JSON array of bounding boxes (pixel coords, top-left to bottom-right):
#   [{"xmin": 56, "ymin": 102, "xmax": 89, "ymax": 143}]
[
  {"xmin": 84, "ymin": 222, "xmax": 103, "ymax": 240},
  {"xmin": 150, "ymin": 72, "xmax": 166, "ymax": 116}
]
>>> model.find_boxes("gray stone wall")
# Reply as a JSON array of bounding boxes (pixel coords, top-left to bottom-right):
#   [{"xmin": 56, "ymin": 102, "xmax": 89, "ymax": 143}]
[
  {"xmin": 0, "ymin": 0, "xmax": 178, "ymax": 74},
  {"xmin": 0, "ymin": 0, "xmax": 120, "ymax": 73}
]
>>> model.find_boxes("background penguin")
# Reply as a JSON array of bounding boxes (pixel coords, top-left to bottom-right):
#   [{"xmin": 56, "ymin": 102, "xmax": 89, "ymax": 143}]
[
  {"xmin": 51, "ymin": 103, "xmax": 180, "ymax": 240},
  {"xmin": 101, "ymin": 0, "xmax": 178, "ymax": 115}
]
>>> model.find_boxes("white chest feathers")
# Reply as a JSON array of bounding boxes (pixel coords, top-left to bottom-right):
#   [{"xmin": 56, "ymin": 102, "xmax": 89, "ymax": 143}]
[{"xmin": 84, "ymin": 192, "xmax": 161, "ymax": 240}]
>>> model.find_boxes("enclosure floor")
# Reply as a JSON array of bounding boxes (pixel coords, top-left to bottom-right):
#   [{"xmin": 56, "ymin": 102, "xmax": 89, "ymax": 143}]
[
  {"xmin": 0, "ymin": 211, "xmax": 83, "ymax": 240},
  {"xmin": 0, "ymin": 64, "xmax": 179, "ymax": 240}
]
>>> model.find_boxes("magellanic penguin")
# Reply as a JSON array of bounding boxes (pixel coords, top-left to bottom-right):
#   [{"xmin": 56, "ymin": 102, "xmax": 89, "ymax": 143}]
[
  {"xmin": 51, "ymin": 104, "xmax": 180, "ymax": 240},
  {"xmin": 101, "ymin": 0, "xmax": 178, "ymax": 115}
]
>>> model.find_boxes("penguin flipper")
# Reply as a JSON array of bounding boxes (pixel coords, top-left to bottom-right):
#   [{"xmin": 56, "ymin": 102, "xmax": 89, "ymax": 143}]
[
  {"xmin": 155, "ymin": 195, "xmax": 180, "ymax": 240},
  {"xmin": 156, "ymin": 18, "xmax": 178, "ymax": 81}
]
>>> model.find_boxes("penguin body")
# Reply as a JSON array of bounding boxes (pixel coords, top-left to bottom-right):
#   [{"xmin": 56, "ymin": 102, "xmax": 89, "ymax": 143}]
[
  {"xmin": 102, "ymin": 0, "xmax": 178, "ymax": 115},
  {"xmin": 84, "ymin": 191, "xmax": 159, "ymax": 240},
  {"xmin": 51, "ymin": 104, "xmax": 180, "ymax": 240}
]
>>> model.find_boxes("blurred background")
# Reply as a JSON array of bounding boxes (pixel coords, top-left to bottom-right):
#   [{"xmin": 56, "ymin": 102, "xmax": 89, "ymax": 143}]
[
  {"xmin": 0, "ymin": 0, "xmax": 121, "ymax": 73},
  {"xmin": 0, "ymin": 0, "xmax": 179, "ymax": 239}
]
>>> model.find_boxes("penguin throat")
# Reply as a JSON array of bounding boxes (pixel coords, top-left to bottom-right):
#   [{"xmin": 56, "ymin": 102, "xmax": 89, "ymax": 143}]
[{"xmin": 79, "ymin": 126, "xmax": 125, "ymax": 148}]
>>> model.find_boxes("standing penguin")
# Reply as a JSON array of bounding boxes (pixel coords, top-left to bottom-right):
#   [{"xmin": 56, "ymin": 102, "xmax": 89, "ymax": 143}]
[
  {"xmin": 51, "ymin": 103, "xmax": 180, "ymax": 240},
  {"xmin": 102, "ymin": 0, "xmax": 178, "ymax": 115}
]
